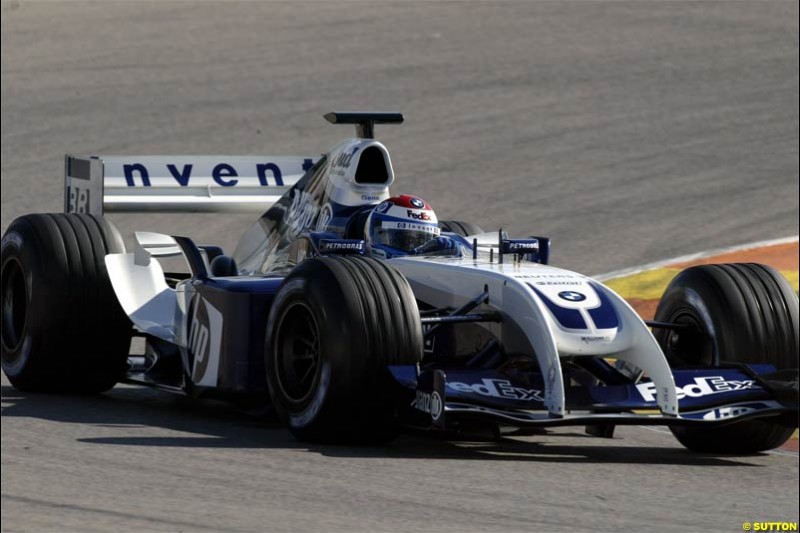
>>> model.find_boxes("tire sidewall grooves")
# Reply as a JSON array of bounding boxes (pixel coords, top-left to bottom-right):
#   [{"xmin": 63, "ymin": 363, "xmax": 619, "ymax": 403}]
[
  {"xmin": 656, "ymin": 261, "xmax": 798, "ymax": 452},
  {"xmin": 1, "ymin": 213, "xmax": 131, "ymax": 392},
  {"xmin": 265, "ymin": 255, "xmax": 423, "ymax": 442}
]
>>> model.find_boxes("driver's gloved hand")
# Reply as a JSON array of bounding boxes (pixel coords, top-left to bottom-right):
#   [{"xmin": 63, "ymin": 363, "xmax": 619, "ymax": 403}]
[{"xmin": 413, "ymin": 236, "xmax": 458, "ymax": 255}]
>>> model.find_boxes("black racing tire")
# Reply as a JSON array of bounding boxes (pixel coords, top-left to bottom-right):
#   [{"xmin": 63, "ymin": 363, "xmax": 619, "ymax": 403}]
[
  {"xmin": 439, "ymin": 220, "xmax": 483, "ymax": 237},
  {"xmin": 1, "ymin": 213, "xmax": 132, "ymax": 393},
  {"xmin": 265, "ymin": 255, "xmax": 423, "ymax": 443},
  {"xmin": 654, "ymin": 263, "xmax": 798, "ymax": 453}
]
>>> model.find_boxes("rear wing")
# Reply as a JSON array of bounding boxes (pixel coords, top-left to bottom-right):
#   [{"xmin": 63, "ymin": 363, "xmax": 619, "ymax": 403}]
[{"xmin": 64, "ymin": 155, "xmax": 319, "ymax": 214}]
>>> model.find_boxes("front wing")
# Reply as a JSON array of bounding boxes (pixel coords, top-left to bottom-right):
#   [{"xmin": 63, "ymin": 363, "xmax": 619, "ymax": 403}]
[{"xmin": 390, "ymin": 363, "xmax": 798, "ymax": 431}]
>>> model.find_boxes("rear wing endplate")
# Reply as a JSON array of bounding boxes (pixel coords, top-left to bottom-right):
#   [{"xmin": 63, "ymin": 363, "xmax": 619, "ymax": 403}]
[{"xmin": 64, "ymin": 154, "xmax": 319, "ymax": 214}]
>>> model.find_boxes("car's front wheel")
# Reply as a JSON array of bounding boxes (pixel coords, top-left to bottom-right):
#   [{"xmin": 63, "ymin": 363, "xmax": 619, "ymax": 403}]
[
  {"xmin": 265, "ymin": 255, "xmax": 424, "ymax": 443},
  {"xmin": 654, "ymin": 263, "xmax": 798, "ymax": 453}
]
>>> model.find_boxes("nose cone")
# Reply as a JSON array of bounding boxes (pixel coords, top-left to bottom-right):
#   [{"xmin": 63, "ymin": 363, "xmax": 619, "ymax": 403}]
[{"xmin": 528, "ymin": 280, "xmax": 626, "ymax": 356}]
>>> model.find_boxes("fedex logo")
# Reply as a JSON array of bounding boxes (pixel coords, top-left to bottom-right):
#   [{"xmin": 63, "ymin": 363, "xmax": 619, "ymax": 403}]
[
  {"xmin": 406, "ymin": 210, "xmax": 432, "ymax": 221},
  {"xmin": 636, "ymin": 376, "xmax": 758, "ymax": 403},
  {"xmin": 447, "ymin": 379, "xmax": 543, "ymax": 402}
]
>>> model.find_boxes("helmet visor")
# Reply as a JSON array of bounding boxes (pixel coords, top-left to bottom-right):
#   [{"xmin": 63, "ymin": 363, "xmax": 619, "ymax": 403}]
[{"xmin": 374, "ymin": 222, "xmax": 440, "ymax": 252}]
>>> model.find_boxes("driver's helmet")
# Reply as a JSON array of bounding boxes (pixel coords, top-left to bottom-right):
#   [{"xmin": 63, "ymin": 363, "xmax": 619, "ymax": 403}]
[{"xmin": 364, "ymin": 195, "xmax": 440, "ymax": 258}]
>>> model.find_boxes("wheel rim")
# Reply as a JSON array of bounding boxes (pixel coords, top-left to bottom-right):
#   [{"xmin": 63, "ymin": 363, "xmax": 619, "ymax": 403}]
[
  {"xmin": 664, "ymin": 310, "xmax": 714, "ymax": 367},
  {"xmin": 274, "ymin": 301, "xmax": 322, "ymax": 405},
  {"xmin": 1, "ymin": 258, "xmax": 27, "ymax": 354}
]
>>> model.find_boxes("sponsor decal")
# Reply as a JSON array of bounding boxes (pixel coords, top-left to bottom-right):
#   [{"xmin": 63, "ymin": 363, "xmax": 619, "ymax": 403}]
[
  {"xmin": 504, "ymin": 240, "xmax": 539, "ymax": 253},
  {"xmin": 412, "ymin": 390, "xmax": 443, "ymax": 420},
  {"xmin": 331, "ymin": 147, "xmax": 359, "ymax": 169},
  {"xmin": 319, "ymin": 240, "xmax": 364, "ymax": 253},
  {"xmin": 381, "ymin": 221, "xmax": 440, "ymax": 234},
  {"xmin": 361, "ymin": 194, "xmax": 380, "ymax": 201},
  {"xmin": 580, "ymin": 335, "xmax": 612, "ymax": 344},
  {"xmin": 188, "ymin": 297, "xmax": 223, "ymax": 386},
  {"xmin": 558, "ymin": 291, "xmax": 586, "ymax": 302},
  {"xmin": 375, "ymin": 201, "xmax": 391, "ymax": 214},
  {"xmin": 636, "ymin": 376, "xmax": 758, "ymax": 403},
  {"xmin": 315, "ymin": 203, "xmax": 334, "ymax": 231},
  {"xmin": 406, "ymin": 209, "xmax": 432, "ymax": 221},
  {"xmin": 329, "ymin": 147, "xmax": 360, "ymax": 178},
  {"xmin": 702, "ymin": 405, "xmax": 757, "ymax": 420},
  {"xmin": 447, "ymin": 379, "xmax": 543, "ymax": 402},
  {"xmin": 410, "ymin": 197, "xmax": 425, "ymax": 208},
  {"xmin": 286, "ymin": 190, "xmax": 320, "ymax": 238},
  {"xmin": 535, "ymin": 281, "xmax": 583, "ymax": 286},
  {"xmin": 119, "ymin": 161, "xmax": 297, "ymax": 187}
]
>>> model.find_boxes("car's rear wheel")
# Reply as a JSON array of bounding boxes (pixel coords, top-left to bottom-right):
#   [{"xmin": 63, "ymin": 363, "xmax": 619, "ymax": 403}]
[
  {"xmin": 654, "ymin": 263, "xmax": 798, "ymax": 453},
  {"xmin": 265, "ymin": 255, "xmax": 423, "ymax": 443},
  {"xmin": 1, "ymin": 213, "xmax": 132, "ymax": 393},
  {"xmin": 439, "ymin": 220, "xmax": 483, "ymax": 237}
]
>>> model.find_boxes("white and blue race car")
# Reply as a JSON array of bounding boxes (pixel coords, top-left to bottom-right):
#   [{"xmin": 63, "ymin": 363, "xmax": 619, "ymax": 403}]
[{"xmin": 2, "ymin": 112, "xmax": 797, "ymax": 452}]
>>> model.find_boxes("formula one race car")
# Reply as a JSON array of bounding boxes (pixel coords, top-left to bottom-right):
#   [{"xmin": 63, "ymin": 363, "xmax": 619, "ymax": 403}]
[{"xmin": 2, "ymin": 112, "xmax": 798, "ymax": 452}]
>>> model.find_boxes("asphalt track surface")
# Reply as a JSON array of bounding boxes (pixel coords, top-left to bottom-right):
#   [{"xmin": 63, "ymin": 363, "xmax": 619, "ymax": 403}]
[{"xmin": 1, "ymin": 2, "xmax": 798, "ymax": 532}]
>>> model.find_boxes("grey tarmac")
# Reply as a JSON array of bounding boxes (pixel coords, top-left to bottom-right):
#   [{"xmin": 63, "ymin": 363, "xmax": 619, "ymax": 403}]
[{"xmin": 1, "ymin": 2, "xmax": 798, "ymax": 532}]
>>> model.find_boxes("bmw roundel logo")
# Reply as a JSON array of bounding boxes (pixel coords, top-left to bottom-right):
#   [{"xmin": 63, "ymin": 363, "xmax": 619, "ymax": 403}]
[
  {"xmin": 376, "ymin": 201, "xmax": 391, "ymax": 214},
  {"xmin": 410, "ymin": 197, "xmax": 425, "ymax": 208},
  {"xmin": 558, "ymin": 291, "xmax": 586, "ymax": 302}
]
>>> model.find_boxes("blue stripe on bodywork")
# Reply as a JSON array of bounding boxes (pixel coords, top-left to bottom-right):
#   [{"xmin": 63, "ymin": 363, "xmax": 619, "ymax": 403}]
[
  {"xmin": 587, "ymin": 282, "xmax": 620, "ymax": 329},
  {"xmin": 529, "ymin": 285, "xmax": 588, "ymax": 330}
]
